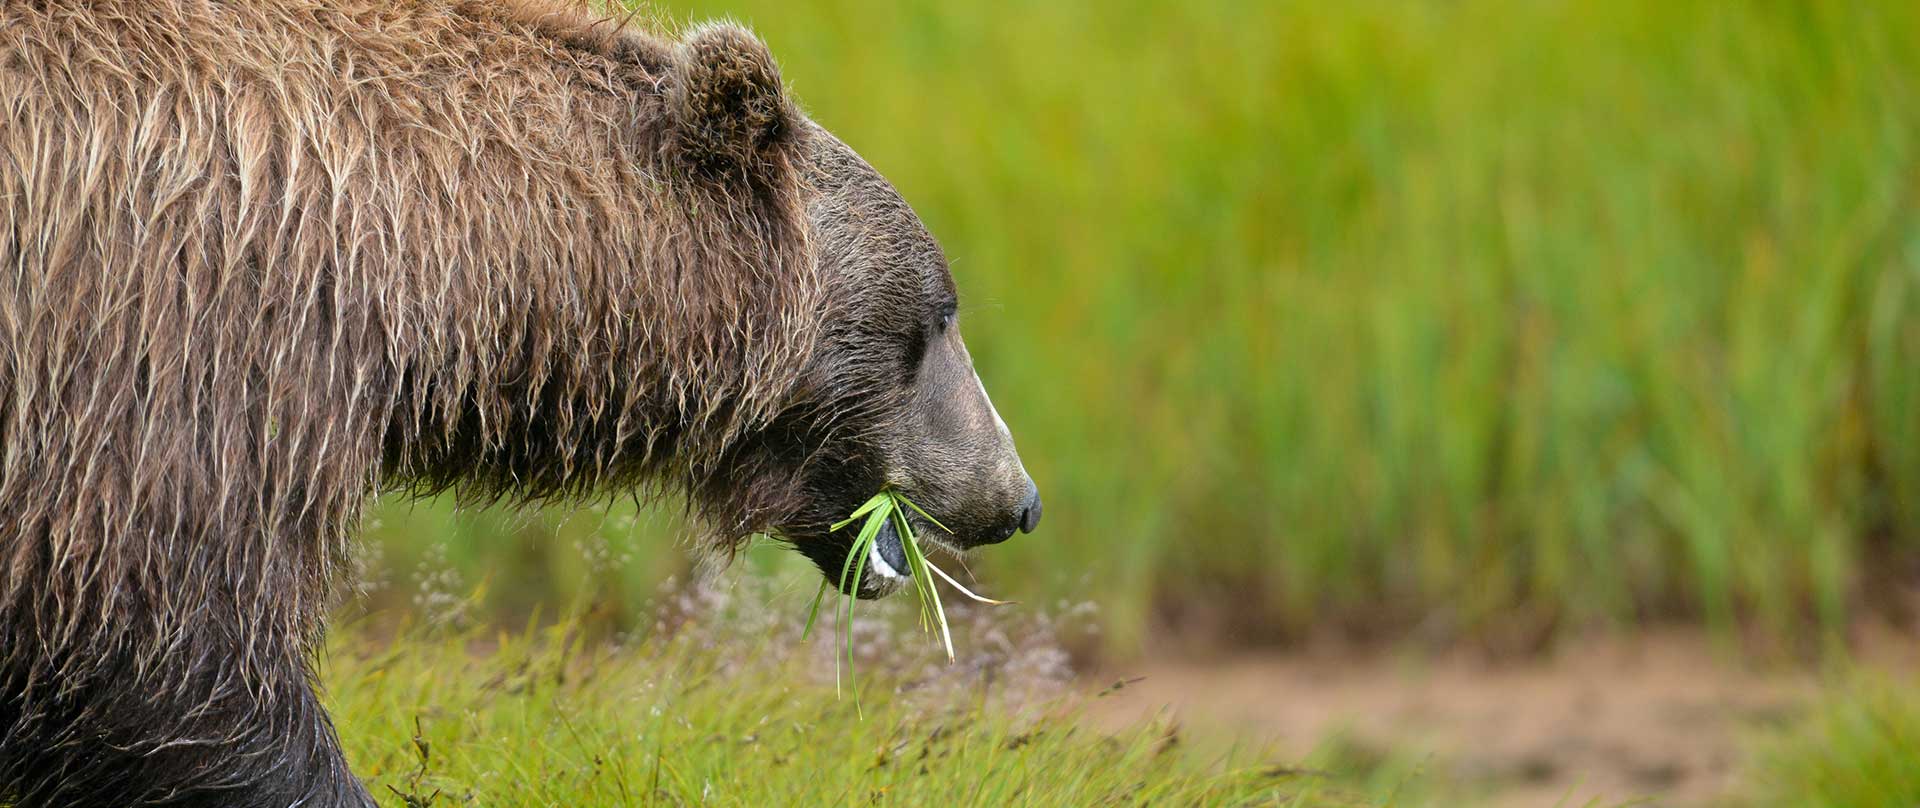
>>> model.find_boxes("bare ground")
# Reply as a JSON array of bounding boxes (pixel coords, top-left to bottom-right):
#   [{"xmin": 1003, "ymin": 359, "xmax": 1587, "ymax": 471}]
[{"xmin": 1086, "ymin": 627, "xmax": 1919, "ymax": 807}]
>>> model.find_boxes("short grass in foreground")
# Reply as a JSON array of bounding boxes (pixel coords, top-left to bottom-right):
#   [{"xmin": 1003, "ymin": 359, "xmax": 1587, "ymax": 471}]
[
  {"xmin": 326, "ymin": 619, "xmax": 1351, "ymax": 807},
  {"xmin": 1742, "ymin": 673, "xmax": 1920, "ymax": 808}
]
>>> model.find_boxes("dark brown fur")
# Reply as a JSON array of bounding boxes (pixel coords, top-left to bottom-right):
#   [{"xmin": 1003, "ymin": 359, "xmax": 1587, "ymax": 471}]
[{"xmin": 0, "ymin": 1, "xmax": 1038, "ymax": 804}]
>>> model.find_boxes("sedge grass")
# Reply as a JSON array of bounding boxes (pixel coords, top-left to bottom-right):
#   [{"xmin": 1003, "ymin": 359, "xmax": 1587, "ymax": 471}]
[{"xmin": 801, "ymin": 489, "xmax": 1008, "ymax": 707}]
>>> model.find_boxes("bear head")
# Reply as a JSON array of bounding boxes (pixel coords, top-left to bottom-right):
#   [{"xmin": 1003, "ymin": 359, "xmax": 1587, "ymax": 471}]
[
  {"xmin": 652, "ymin": 24, "xmax": 1042, "ymax": 599},
  {"xmin": 779, "ymin": 127, "xmax": 1042, "ymax": 598}
]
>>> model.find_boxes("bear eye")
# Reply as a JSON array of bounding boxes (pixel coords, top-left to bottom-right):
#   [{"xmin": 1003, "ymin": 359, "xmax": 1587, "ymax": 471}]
[
  {"xmin": 903, "ymin": 303, "xmax": 955, "ymax": 379},
  {"xmin": 901, "ymin": 336, "xmax": 929, "ymax": 381},
  {"xmin": 902, "ymin": 324, "xmax": 933, "ymax": 377}
]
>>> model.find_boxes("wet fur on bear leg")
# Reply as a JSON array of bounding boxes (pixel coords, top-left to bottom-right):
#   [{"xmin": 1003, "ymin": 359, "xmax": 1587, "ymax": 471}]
[{"xmin": 1, "ymin": 622, "xmax": 369, "ymax": 807}]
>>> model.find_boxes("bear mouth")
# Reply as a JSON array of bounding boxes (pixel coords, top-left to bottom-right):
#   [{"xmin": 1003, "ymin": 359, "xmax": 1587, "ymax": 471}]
[
  {"xmin": 797, "ymin": 506, "xmax": 961, "ymax": 600},
  {"xmin": 865, "ymin": 515, "xmax": 912, "ymax": 583},
  {"xmin": 847, "ymin": 515, "xmax": 913, "ymax": 599},
  {"xmin": 844, "ymin": 509, "xmax": 957, "ymax": 600}
]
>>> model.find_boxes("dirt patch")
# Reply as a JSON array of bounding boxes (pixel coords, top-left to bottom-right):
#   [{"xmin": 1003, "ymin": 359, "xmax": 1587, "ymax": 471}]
[{"xmin": 1083, "ymin": 628, "xmax": 1906, "ymax": 807}]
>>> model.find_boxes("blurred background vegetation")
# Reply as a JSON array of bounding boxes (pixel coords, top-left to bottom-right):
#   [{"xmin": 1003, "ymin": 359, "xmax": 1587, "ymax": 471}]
[{"xmin": 359, "ymin": 0, "xmax": 1920, "ymax": 657}]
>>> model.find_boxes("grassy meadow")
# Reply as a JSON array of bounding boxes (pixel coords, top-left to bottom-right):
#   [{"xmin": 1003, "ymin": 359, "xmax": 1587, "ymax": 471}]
[
  {"xmin": 365, "ymin": 0, "xmax": 1920, "ymax": 652},
  {"xmin": 328, "ymin": 576, "xmax": 1355, "ymax": 807}
]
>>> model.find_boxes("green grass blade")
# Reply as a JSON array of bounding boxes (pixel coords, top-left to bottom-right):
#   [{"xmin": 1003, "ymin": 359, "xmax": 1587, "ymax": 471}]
[
  {"xmin": 926, "ymin": 559, "xmax": 1013, "ymax": 605},
  {"xmin": 820, "ymin": 488, "xmax": 985, "ymax": 705},
  {"xmin": 898, "ymin": 495, "xmax": 953, "ymax": 534},
  {"xmin": 895, "ymin": 505, "xmax": 955, "ymax": 662},
  {"xmin": 840, "ymin": 502, "xmax": 888, "ymax": 712},
  {"xmin": 833, "ymin": 502, "xmax": 884, "ymax": 700},
  {"xmin": 830, "ymin": 491, "xmax": 891, "ymax": 532},
  {"xmin": 800, "ymin": 579, "xmax": 830, "ymax": 641}
]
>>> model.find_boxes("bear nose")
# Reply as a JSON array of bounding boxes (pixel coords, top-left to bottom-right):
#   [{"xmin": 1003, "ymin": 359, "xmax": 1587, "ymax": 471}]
[{"xmin": 1017, "ymin": 484, "xmax": 1042, "ymax": 534}]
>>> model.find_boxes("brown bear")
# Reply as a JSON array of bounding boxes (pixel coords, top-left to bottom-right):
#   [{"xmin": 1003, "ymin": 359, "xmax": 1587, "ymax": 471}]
[{"xmin": 0, "ymin": 1, "xmax": 1041, "ymax": 805}]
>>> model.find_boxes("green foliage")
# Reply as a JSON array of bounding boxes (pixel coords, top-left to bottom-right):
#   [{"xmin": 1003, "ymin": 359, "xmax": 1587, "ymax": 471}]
[
  {"xmin": 365, "ymin": 0, "xmax": 1920, "ymax": 652},
  {"xmin": 326, "ymin": 612, "xmax": 1354, "ymax": 807},
  {"xmin": 810, "ymin": 489, "xmax": 959, "ymax": 698},
  {"xmin": 1744, "ymin": 675, "xmax": 1920, "ymax": 807}
]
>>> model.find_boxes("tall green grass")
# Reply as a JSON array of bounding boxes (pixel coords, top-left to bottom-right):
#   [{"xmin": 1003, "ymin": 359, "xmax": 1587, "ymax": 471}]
[{"xmin": 365, "ymin": 0, "xmax": 1920, "ymax": 652}]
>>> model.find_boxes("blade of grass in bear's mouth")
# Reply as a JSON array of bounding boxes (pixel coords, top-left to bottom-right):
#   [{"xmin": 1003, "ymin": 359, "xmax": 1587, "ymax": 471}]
[{"xmin": 803, "ymin": 488, "xmax": 1011, "ymax": 712}]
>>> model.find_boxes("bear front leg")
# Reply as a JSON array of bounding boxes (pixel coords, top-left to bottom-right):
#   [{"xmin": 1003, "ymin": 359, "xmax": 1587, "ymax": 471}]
[{"xmin": 0, "ymin": 582, "xmax": 373, "ymax": 807}]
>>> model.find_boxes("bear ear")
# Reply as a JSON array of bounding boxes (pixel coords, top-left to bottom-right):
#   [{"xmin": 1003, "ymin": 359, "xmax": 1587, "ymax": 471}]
[{"xmin": 664, "ymin": 24, "xmax": 797, "ymax": 177}]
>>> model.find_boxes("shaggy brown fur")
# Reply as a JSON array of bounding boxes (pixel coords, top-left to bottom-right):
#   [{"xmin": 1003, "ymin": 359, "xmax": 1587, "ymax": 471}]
[
  {"xmin": 0, "ymin": 0, "xmax": 838, "ymax": 804},
  {"xmin": 2, "ymin": 0, "xmax": 1041, "ymax": 803}
]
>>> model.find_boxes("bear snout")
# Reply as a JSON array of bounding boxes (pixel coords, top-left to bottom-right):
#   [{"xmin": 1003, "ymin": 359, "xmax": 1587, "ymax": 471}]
[{"xmin": 1018, "ymin": 484, "xmax": 1043, "ymax": 534}]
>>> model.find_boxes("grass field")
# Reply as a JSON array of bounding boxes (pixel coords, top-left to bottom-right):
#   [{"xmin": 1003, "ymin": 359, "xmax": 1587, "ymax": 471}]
[
  {"xmin": 362, "ymin": 0, "xmax": 1920, "ymax": 654},
  {"xmin": 327, "ymin": 578, "xmax": 1357, "ymax": 807},
  {"xmin": 328, "ymin": 573, "xmax": 1920, "ymax": 808}
]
